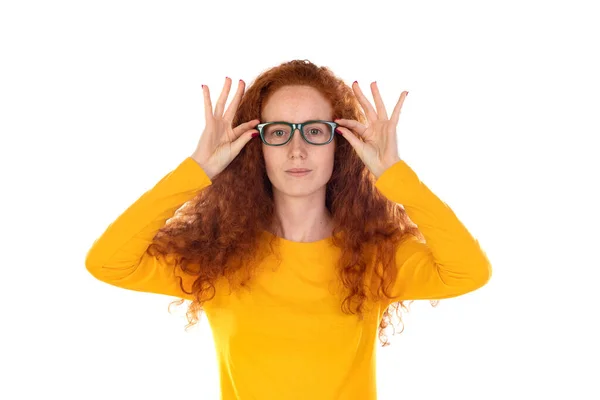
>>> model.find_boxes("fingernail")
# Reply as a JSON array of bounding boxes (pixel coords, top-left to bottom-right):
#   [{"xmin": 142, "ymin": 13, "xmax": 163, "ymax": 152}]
[
  {"xmin": 201, "ymin": 84, "xmax": 205, "ymax": 88},
  {"xmin": 252, "ymin": 133, "xmax": 258, "ymax": 138},
  {"xmin": 335, "ymin": 128, "xmax": 343, "ymax": 136},
  {"xmin": 353, "ymin": 81, "xmax": 357, "ymax": 85}
]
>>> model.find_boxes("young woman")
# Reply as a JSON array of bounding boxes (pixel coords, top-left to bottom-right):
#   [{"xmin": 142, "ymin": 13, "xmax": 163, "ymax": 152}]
[{"xmin": 86, "ymin": 59, "xmax": 491, "ymax": 400}]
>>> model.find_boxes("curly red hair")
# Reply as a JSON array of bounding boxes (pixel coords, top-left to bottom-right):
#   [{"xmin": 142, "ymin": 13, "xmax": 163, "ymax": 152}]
[{"xmin": 147, "ymin": 59, "xmax": 432, "ymax": 346}]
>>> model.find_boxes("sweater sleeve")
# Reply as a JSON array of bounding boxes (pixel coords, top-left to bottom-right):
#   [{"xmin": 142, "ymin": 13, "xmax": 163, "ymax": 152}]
[
  {"xmin": 374, "ymin": 159, "xmax": 492, "ymax": 303},
  {"xmin": 85, "ymin": 157, "xmax": 213, "ymax": 300}
]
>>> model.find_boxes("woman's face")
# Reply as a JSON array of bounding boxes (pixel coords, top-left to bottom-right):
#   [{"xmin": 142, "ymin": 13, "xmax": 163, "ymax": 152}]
[{"xmin": 260, "ymin": 85, "xmax": 337, "ymax": 198}]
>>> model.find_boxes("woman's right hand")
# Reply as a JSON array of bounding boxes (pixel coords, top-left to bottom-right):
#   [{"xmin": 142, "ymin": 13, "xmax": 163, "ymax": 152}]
[{"xmin": 191, "ymin": 77, "xmax": 260, "ymax": 180}]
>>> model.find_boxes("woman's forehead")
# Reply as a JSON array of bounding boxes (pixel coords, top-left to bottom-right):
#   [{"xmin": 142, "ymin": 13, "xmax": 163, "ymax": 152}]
[{"xmin": 261, "ymin": 85, "xmax": 333, "ymax": 121}]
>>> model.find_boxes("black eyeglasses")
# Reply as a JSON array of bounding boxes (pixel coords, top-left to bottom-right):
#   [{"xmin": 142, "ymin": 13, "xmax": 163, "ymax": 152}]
[{"xmin": 256, "ymin": 120, "xmax": 338, "ymax": 146}]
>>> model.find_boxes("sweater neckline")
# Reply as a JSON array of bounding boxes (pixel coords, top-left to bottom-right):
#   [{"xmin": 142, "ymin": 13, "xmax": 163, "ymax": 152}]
[{"xmin": 261, "ymin": 229, "xmax": 335, "ymax": 248}]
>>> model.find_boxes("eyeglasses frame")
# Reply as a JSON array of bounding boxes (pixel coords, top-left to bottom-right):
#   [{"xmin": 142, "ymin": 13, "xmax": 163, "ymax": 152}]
[{"xmin": 255, "ymin": 120, "xmax": 339, "ymax": 146}]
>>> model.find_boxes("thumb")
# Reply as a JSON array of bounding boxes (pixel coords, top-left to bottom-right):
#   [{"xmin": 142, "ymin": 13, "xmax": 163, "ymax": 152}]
[
  {"xmin": 231, "ymin": 129, "xmax": 259, "ymax": 155},
  {"xmin": 336, "ymin": 126, "xmax": 364, "ymax": 157}
]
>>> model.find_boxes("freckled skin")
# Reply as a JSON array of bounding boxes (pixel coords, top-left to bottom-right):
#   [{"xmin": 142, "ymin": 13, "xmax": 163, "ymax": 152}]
[{"xmin": 261, "ymin": 85, "xmax": 338, "ymax": 241}]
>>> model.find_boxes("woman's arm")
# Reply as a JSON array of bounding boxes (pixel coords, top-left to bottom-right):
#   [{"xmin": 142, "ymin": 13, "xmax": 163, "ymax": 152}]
[
  {"xmin": 375, "ymin": 160, "xmax": 492, "ymax": 302},
  {"xmin": 85, "ymin": 157, "xmax": 212, "ymax": 300}
]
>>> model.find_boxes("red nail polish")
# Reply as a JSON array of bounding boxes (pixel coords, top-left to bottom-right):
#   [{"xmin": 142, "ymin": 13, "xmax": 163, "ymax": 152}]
[{"xmin": 252, "ymin": 133, "xmax": 258, "ymax": 138}]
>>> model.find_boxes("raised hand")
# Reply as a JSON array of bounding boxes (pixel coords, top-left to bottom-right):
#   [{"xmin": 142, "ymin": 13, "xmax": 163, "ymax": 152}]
[
  {"xmin": 334, "ymin": 81, "xmax": 407, "ymax": 179},
  {"xmin": 191, "ymin": 77, "xmax": 260, "ymax": 180}
]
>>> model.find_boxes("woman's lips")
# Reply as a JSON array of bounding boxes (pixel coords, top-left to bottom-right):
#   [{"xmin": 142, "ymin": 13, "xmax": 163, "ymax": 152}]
[{"xmin": 286, "ymin": 170, "xmax": 311, "ymax": 177}]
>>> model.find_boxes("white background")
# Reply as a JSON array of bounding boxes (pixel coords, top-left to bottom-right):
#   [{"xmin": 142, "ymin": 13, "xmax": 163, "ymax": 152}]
[{"xmin": 1, "ymin": 0, "xmax": 599, "ymax": 399}]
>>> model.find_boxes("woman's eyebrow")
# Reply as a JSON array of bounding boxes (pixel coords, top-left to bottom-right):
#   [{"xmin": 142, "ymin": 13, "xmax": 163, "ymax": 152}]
[{"xmin": 265, "ymin": 119, "xmax": 326, "ymax": 123}]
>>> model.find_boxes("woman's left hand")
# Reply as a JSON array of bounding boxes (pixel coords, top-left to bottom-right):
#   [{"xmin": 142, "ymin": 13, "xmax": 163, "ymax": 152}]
[{"xmin": 334, "ymin": 81, "xmax": 408, "ymax": 179}]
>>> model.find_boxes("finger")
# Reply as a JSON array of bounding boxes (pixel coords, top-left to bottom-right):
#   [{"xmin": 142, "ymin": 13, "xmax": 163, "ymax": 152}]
[
  {"xmin": 352, "ymin": 81, "xmax": 378, "ymax": 123},
  {"xmin": 223, "ymin": 79, "xmax": 245, "ymax": 122},
  {"xmin": 202, "ymin": 85, "xmax": 213, "ymax": 124},
  {"xmin": 390, "ymin": 91, "xmax": 408, "ymax": 125},
  {"xmin": 334, "ymin": 118, "xmax": 367, "ymax": 136},
  {"xmin": 231, "ymin": 126, "xmax": 261, "ymax": 156},
  {"xmin": 214, "ymin": 77, "xmax": 232, "ymax": 118},
  {"xmin": 232, "ymin": 119, "xmax": 260, "ymax": 138},
  {"xmin": 370, "ymin": 82, "xmax": 388, "ymax": 120},
  {"xmin": 336, "ymin": 126, "xmax": 365, "ymax": 151}
]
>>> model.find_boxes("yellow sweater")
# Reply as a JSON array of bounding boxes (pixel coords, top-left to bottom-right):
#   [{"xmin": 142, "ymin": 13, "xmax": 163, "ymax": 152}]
[{"xmin": 85, "ymin": 157, "xmax": 491, "ymax": 400}]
